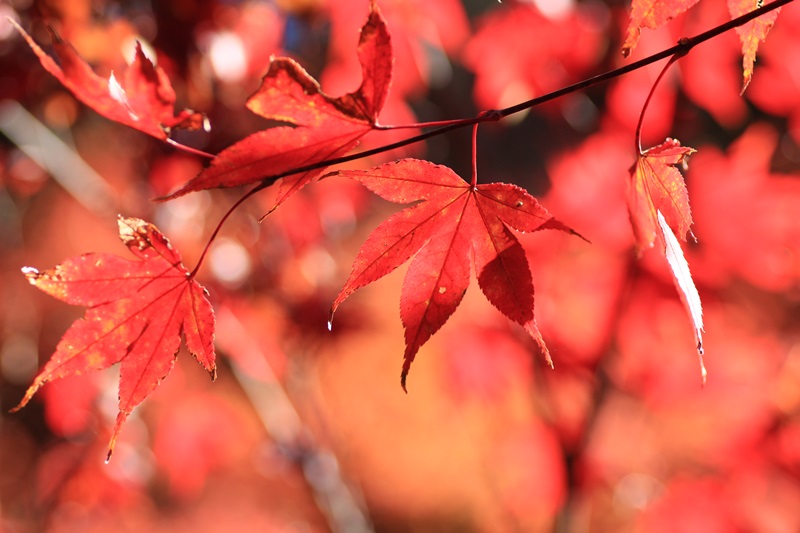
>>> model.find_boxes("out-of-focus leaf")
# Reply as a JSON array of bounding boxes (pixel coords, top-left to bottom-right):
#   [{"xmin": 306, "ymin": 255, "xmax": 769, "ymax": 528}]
[
  {"xmin": 11, "ymin": 19, "xmax": 205, "ymax": 140},
  {"xmin": 622, "ymin": 0, "xmax": 700, "ymax": 57},
  {"xmin": 728, "ymin": 0, "xmax": 782, "ymax": 93}
]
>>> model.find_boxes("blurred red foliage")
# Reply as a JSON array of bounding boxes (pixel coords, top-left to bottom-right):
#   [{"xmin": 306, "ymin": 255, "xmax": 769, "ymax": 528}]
[{"xmin": 2, "ymin": 1, "xmax": 800, "ymax": 532}]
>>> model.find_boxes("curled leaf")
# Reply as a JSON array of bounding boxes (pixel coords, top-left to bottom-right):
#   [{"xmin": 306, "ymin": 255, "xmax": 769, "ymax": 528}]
[
  {"xmin": 658, "ymin": 210, "xmax": 706, "ymax": 384},
  {"xmin": 10, "ymin": 19, "xmax": 205, "ymax": 140}
]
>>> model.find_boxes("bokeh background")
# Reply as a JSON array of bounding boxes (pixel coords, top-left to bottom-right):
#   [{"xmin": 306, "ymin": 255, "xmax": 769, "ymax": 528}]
[{"xmin": 2, "ymin": 0, "xmax": 800, "ymax": 531}]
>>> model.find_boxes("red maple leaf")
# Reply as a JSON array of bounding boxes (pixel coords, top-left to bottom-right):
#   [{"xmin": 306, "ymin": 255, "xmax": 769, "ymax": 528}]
[
  {"xmin": 12, "ymin": 216, "xmax": 216, "ymax": 461},
  {"xmin": 10, "ymin": 20, "xmax": 205, "ymax": 141},
  {"xmin": 628, "ymin": 137, "xmax": 695, "ymax": 251},
  {"xmin": 746, "ymin": 5, "xmax": 800, "ymax": 142},
  {"xmin": 728, "ymin": 0, "xmax": 782, "ymax": 93},
  {"xmin": 622, "ymin": 0, "xmax": 700, "ymax": 57},
  {"xmin": 161, "ymin": 0, "xmax": 392, "ymax": 209},
  {"xmin": 330, "ymin": 159, "xmax": 576, "ymax": 390},
  {"xmin": 628, "ymin": 138, "xmax": 705, "ymax": 380}
]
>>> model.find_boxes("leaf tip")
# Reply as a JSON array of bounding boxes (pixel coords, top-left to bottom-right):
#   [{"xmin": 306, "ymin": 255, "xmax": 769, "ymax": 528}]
[
  {"xmin": 740, "ymin": 74, "xmax": 752, "ymax": 96},
  {"xmin": 106, "ymin": 410, "xmax": 130, "ymax": 464},
  {"xmin": 524, "ymin": 322, "xmax": 553, "ymax": 369},
  {"xmin": 328, "ymin": 305, "xmax": 340, "ymax": 332},
  {"xmin": 621, "ymin": 27, "xmax": 639, "ymax": 59},
  {"xmin": 21, "ymin": 266, "xmax": 39, "ymax": 283},
  {"xmin": 542, "ymin": 218, "xmax": 588, "ymax": 243},
  {"xmin": 400, "ymin": 371, "xmax": 408, "ymax": 394},
  {"xmin": 6, "ymin": 16, "xmax": 23, "ymax": 35},
  {"xmin": 698, "ymin": 340, "xmax": 707, "ymax": 387},
  {"xmin": 210, "ymin": 367, "xmax": 218, "ymax": 382},
  {"xmin": 570, "ymin": 228, "xmax": 590, "ymax": 244},
  {"xmin": 260, "ymin": 203, "xmax": 280, "ymax": 221},
  {"xmin": 10, "ymin": 380, "xmax": 45, "ymax": 413},
  {"xmin": 152, "ymin": 190, "xmax": 177, "ymax": 202}
]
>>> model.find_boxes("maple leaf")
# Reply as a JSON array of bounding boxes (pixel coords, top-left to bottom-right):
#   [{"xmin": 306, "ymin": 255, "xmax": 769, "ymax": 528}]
[
  {"xmin": 659, "ymin": 210, "xmax": 705, "ymax": 381},
  {"xmin": 628, "ymin": 138, "xmax": 705, "ymax": 379},
  {"xmin": 628, "ymin": 137, "xmax": 695, "ymax": 251},
  {"xmin": 330, "ymin": 159, "xmax": 576, "ymax": 390},
  {"xmin": 622, "ymin": 0, "xmax": 700, "ymax": 57},
  {"xmin": 12, "ymin": 216, "xmax": 216, "ymax": 461},
  {"xmin": 161, "ymin": 0, "xmax": 392, "ymax": 209},
  {"xmin": 10, "ymin": 19, "xmax": 205, "ymax": 141},
  {"xmin": 728, "ymin": 0, "xmax": 782, "ymax": 93}
]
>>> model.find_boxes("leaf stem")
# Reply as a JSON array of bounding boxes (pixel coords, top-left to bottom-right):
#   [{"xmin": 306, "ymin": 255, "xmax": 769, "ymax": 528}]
[
  {"xmin": 470, "ymin": 124, "xmax": 479, "ymax": 188},
  {"xmin": 634, "ymin": 53, "xmax": 683, "ymax": 154},
  {"xmin": 189, "ymin": 182, "xmax": 269, "ymax": 277}
]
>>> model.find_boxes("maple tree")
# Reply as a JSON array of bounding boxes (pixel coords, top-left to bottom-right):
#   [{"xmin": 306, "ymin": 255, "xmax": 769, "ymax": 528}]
[{"xmin": 2, "ymin": 0, "xmax": 800, "ymax": 531}]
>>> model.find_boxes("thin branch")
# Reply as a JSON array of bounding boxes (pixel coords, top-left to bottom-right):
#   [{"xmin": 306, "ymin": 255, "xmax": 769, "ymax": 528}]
[
  {"xmin": 189, "ymin": 0, "xmax": 793, "ymax": 271},
  {"xmin": 189, "ymin": 181, "xmax": 270, "ymax": 276},
  {"xmin": 244, "ymin": 0, "xmax": 792, "ymax": 191}
]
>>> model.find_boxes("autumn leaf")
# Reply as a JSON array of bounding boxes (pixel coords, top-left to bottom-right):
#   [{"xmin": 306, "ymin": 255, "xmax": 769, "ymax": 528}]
[
  {"xmin": 689, "ymin": 124, "xmax": 800, "ymax": 291},
  {"xmin": 12, "ymin": 216, "xmax": 216, "ymax": 461},
  {"xmin": 728, "ymin": 0, "xmax": 782, "ymax": 93},
  {"xmin": 463, "ymin": 2, "xmax": 604, "ymax": 111},
  {"xmin": 628, "ymin": 138, "xmax": 704, "ymax": 379},
  {"xmin": 628, "ymin": 137, "xmax": 695, "ymax": 251},
  {"xmin": 10, "ymin": 19, "xmax": 205, "ymax": 141},
  {"xmin": 622, "ymin": 0, "xmax": 700, "ymax": 57},
  {"xmin": 658, "ymin": 210, "xmax": 705, "ymax": 382},
  {"xmin": 161, "ymin": 0, "xmax": 392, "ymax": 209},
  {"xmin": 330, "ymin": 159, "xmax": 576, "ymax": 390}
]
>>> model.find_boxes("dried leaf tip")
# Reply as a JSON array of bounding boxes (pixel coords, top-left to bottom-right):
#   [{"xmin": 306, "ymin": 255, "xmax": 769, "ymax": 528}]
[
  {"xmin": 327, "ymin": 307, "xmax": 337, "ymax": 332},
  {"xmin": 698, "ymin": 341, "xmax": 707, "ymax": 387},
  {"xmin": 21, "ymin": 266, "xmax": 39, "ymax": 281}
]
